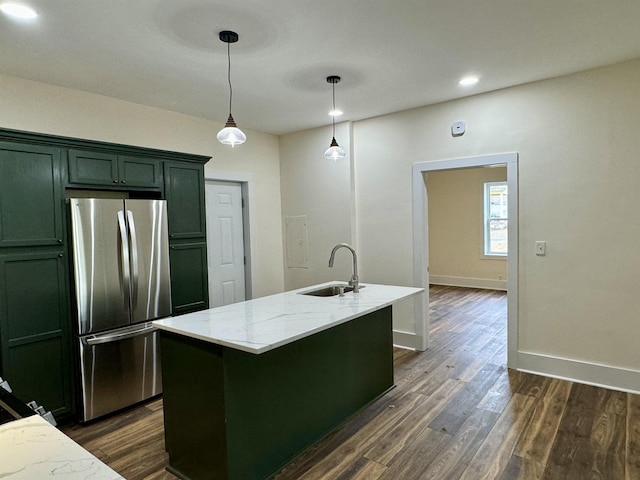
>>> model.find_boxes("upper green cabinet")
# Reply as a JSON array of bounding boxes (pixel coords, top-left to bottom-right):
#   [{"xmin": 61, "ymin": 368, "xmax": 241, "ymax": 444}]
[
  {"xmin": 0, "ymin": 142, "xmax": 64, "ymax": 247},
  {"xmin": 68, "ymin": 149, "xmax": 162, "ymax": 189},
  {"xmin": 119, "ymin": 155, "xmax": 162, "ymax": 188},
  {"xmin": 164, "ymin": 161, "xmax": 206, "ymax": 239},
  {"xmin": 67, "ymin": 149, "xmax": 117, "ymax": 186}
]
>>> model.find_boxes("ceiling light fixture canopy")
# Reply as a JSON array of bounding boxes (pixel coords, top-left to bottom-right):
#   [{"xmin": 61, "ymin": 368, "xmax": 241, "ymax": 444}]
[
  {"xmin": 324, "ymin": 75, "xmax": 346, "ymax": 161},
  {"xmin": 216, "ymin": 30, "xmax": 246, "ymax": 147}
]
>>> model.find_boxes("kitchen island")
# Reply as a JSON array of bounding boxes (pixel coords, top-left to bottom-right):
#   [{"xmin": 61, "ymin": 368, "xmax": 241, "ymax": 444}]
[{"xmin": 153, "ymin": 282, "xmax": 424, "ymax": 480}]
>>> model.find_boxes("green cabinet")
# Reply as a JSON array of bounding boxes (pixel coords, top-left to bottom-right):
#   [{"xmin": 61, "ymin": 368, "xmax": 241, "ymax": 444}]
[
  {"xmin": 68, "ymin": 149, "xmax": 162, "ymax": 189},
  {"xmin": 164, "ymin": 161, "xmax": 209, "ymax": 314},
  {"xmin": 0, "ymin": 142, "xmax": 64, "ymax": 247},
  {"xmin": 119, "ymin": 155, "xmax": 162, "ymax": 188},
  {"xmin": 0, "ymin": 140, "xmax": 73, "ymax": 419},
  {"xmin": 164, "ymin": 161, "xmax": 206, "ymax": 239},
  {"xmin": 169, "ymin": 242, "xmax": 209, "ymax": 314},
  {"xmin": 0, "ymin": 251, "xmax": 73, "ymax": 418}
]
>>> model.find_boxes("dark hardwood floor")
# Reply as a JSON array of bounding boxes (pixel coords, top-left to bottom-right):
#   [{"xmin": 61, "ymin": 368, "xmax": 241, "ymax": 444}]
[{"xmin": 62, "ymin": 285, "xmax": 640, "ymax": 479}]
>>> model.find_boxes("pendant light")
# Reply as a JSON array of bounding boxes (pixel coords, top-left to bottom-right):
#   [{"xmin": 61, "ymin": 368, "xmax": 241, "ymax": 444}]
[
  {"xmin": 217, "ymin": 30, "xmax": 246, "ymax": 147},
  {"xmin": 324, "ymin": 76, "xmax": 346, "ymax": 161}
]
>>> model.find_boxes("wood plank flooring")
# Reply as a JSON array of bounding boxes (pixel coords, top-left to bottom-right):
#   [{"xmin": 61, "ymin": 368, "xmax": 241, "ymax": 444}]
[{"xmin": 62, "ymin": 285, "xmax": 640, "ymax": 479}]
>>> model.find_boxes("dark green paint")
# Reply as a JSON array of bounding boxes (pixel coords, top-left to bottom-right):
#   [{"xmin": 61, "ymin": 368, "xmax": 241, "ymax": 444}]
[
  {"xmin": 0, "ymin": 142, "xmax": 63, "ymax": 247},
  {"xmin": 164, "ymin": 160, "xmax": 209, "ymax": 316},
  {"xmin": 164, "ymin": 162, "xmax": 206, "ymax": 239},
  {"xmin": 118, "ymin": 155, "xmax": 162, "ymax": 188},
  {"xmin": 68, "ymin": 149, "xmax": 163, "ymax": 189},
  {"xmin": 68, "ymin": 149, "xmax": 118, "ymax": 186},
  {"xmin": 169, "ymin": 242, "xmax": 209, "ymax": 314},
  {"xmin": 162, "ymin": 336, "xmax": 229, "ymax": 480},
  {"xmin": 0, "ymin": 251, "xmax": 73, "ymax": 417},
  {"xmin": 160, "ymin": 306, "xmax": 394, "ymax": 480}
]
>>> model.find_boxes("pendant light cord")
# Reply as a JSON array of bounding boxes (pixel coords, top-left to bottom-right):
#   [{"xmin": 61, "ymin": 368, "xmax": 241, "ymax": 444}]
[
  {"xmin": 227, "ymin": 40, "xmax": 233, "ymax": 116},
  {"xmin": 332, "ymin": 82, "xmax": 336, "ymax": 137}
]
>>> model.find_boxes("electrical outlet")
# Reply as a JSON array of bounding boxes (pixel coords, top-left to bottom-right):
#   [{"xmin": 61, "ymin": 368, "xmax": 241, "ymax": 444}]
[{"xmin": 535, "ymin": 241, "xmax": 546, "ymax": 256}]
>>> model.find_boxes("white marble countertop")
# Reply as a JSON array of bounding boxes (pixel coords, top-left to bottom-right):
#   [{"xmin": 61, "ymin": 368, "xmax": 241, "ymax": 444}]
[
  {"xmin": 0, "ymin": 415, "xmax": 124, "ymax": 479},
  {"xmin": 153, "ymin": 282, "xmax": 424, "ymax": 354}
]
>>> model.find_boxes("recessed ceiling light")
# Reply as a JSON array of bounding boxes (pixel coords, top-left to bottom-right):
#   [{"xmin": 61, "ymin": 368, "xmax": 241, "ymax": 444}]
[
  {"xmin": 459, "ymin": 76, "xmax": 479, "ymax": 86},
  {"xmin": 0, "ymin": 2, "xmax": 37, "ymax": 19},
  {"xmin": 329, "ymin": 109, "xmax": 343, "ymax": 117}
]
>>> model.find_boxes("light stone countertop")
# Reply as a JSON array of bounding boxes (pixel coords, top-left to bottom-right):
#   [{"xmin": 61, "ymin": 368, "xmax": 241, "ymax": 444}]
[
  {"xmin": 0, "ymin": 415, "xmax": 124, "ymax": 479},
  {"xmin": 153, "ymin": 282, "xmax": 424, "ymax": 354}
]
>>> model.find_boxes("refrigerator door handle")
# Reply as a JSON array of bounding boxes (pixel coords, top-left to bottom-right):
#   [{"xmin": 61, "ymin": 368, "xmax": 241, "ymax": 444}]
[
  {"xmin": 117, "ymin": 210, "xmax": 131, "ymax": 308},
  {"xmin": 126, "ymin": 210, "xmax": 140, "ymax": 308},
  {"xmin": 83, "ymin": 324, "xmax": 156, "ymax": 346}
]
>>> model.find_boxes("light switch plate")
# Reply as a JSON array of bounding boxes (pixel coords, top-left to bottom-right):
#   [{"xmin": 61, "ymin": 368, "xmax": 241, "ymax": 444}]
[{"xmin": 535, "ymin": 241, "xmax": 546, "ymax": 256}]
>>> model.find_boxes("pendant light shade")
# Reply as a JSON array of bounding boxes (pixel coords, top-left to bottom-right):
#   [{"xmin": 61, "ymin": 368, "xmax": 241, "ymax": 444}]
[
  {"xmin": 217, "ymin": 114, "xmax": 246, "ymax": 146},
  {"xmin": 325, "ymin": 137, "xmax": 346, "ymax": 161},
  {"xmin": 217, "ymin": 30, "xmax": 246, "ymax": 147},
  {"xmin": 324, "ymin": 75, "xmax": 346, "ymax": 161}
]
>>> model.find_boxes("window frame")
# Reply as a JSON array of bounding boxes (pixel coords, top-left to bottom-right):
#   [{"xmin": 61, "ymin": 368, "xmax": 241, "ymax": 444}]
[{"xmin": 483, "ymin": 181, "xmax": 508, "ymax": 257}]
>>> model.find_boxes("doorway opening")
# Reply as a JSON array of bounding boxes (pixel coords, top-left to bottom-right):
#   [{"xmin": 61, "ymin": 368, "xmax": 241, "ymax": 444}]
[{"xmin": 412, "ymin": 153, "xmax": 518, "ymax": 369}]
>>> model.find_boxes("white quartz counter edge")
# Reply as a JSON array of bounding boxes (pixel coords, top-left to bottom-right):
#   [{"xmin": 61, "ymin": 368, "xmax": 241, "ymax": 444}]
[
  {"xmin": 0, "ymin": 415, "xmax": 124, "ymax": 480},
  {"xmin": 153, "ymin": 282, "xmax": 424, "ymax": 354}
]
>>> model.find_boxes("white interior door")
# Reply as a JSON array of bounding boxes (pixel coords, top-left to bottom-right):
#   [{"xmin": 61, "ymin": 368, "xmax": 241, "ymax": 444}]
[{"xmin": 206, "ymin": 181, "xmax": 246, "ymax": 307}]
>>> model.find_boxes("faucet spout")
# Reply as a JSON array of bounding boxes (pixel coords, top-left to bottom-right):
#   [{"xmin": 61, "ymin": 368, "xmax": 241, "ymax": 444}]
[{"xmin": 328, "ymin": 243, "xmax": 359, "ymax": 293}]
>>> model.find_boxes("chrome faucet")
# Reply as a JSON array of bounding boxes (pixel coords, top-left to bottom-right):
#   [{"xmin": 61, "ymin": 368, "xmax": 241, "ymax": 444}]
[{"xmin": 328, "ymin": 243, "xmax": 359, "ymax": 293}]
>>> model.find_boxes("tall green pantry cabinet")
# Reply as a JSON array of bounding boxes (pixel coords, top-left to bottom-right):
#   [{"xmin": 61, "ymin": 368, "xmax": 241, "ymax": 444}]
[
  {"xmin": 0, "ymin": 141, "xmax": 73, "ymax": 419},
  {"xmin": 0, "ymin": 129, "xmax": 210, "ymax": 422},
  {"xmin": 164, "ymin": 161, "xmax": 209, "ymax": 315}
]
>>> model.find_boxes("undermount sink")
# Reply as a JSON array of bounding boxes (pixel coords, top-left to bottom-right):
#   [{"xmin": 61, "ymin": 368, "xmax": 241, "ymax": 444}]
[{"xmin": 300, "ymin": 284, "xmax": 364, "ymax": 297}]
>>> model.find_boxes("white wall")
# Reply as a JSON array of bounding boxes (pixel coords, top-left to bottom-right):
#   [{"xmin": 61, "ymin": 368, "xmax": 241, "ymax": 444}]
[
  {"xmin": 281, "ymin": 59, "xmax": 640, "ymax": 392},
  {"xmin": 427, "ymin": 167, "xmax": 507, "ymax": 290},
  {"xmin": 0, "ymin": 73, "xmax": 284, "ymax": 298},
  {"xmin": 358, "ymin": 59, "xmax": 640, "ymax": 389},
  {"xmin": 279, "ymin": 123, "xmax": 353, "ymax": 290}
]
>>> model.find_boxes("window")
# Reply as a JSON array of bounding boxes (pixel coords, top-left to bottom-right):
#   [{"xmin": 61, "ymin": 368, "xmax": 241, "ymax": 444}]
[{"xmin": 484, "ymin": 182, "xmax": 508, "ymax": 256}]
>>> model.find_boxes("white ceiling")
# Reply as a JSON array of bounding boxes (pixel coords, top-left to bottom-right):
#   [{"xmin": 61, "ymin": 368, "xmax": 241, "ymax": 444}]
[{"xmin": 2, "ymin": 0, "xmax": 640, "ymax": 136}]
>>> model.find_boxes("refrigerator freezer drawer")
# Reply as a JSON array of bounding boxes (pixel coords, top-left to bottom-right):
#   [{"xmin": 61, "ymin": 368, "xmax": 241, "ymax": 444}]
[{"xmin": 79, "ymin": 323, "xmax": 162, "ymax": 422}]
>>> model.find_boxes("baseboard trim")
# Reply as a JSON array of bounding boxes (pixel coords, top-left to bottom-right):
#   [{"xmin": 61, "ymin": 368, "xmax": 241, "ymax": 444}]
[
  {"xmin": 393, "ymin": 330, "xmax": 418, "ymax": 350},
  {"xmin": 518, "ymin": 351, "xmax": 640, "ymax": 395},
  {"xmin": 429, "ymin": 275, "xmax": 507, "ymax": 291}
]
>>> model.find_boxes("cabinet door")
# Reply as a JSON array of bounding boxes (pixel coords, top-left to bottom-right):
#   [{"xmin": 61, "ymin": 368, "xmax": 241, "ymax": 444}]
[
  {"xmin": 164, "ymin": 162, "xmax": 206, "ymax": 239},
  {"xmin": 0, "ymin": 142, "xmax": 64, "ymax": 247},
  {"xmin": 118, "ymin": 156, "xmax": 162, "ymax": 188},
  {"xmin": 0, "ymin": 251, "xmax": 73, "ymax": 418},
  {"xmin": 169, "ymin": 242, "xmax": 209, "ymax": 314},
  {"xmin": 68, "ymin": 149, "xmax": 118, "ymax": 186}
]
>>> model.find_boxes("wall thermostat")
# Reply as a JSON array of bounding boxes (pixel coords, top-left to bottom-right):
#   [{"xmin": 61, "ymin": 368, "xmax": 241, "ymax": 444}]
[{"xmin": 451, "ymin": 121, "xmax": 465, "ymax": 136}]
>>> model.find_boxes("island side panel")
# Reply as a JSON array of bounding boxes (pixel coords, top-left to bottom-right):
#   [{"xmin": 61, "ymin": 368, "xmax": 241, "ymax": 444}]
[
  {"xmin": 160, "ymin": 332, "xmax": 229, "ymax": 480},
  {"xmin": 224, "ymin": 306, "xmax": 394, "ymax": 480}
]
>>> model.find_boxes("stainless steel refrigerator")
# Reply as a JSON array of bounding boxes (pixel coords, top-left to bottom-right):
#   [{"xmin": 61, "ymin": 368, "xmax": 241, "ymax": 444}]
[{"xmin": 69, "ymin": 198, "xmax": 171, "ymax": 422}]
